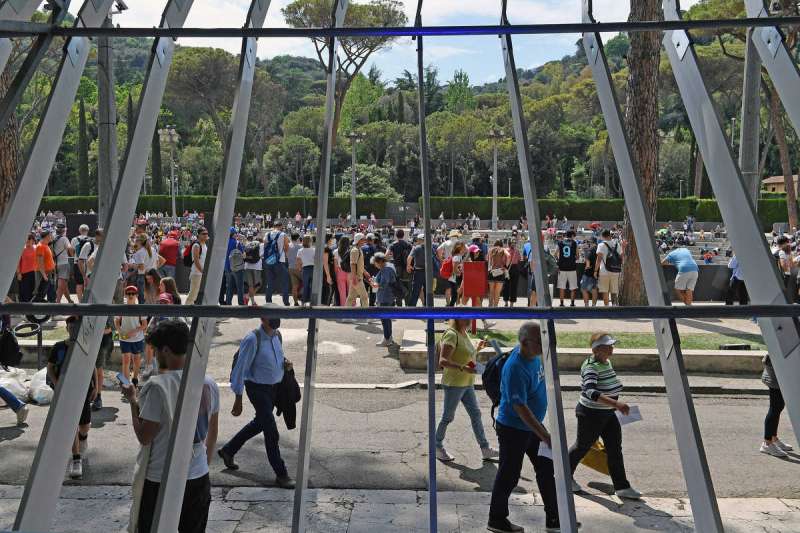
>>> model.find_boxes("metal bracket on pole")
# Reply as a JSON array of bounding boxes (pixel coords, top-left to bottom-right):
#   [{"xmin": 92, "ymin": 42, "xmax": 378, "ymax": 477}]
[
  {"xmin": 152, "ymin": 2, "xmax": 270, "ymax": 532},
  {"xmin": 663, "ymin": 0, "xmax": 800, "ymax": 448},
  {"xmin": 0, "ymin": 0, "xmax": 42, "ymax": 75},
  {"xmin": 500, "ymin": 5, "xmax": 577, "ymax": 530},
  {"xmin": 744, "ymin": 0, "xmax": 800, "ymax": 145},
  {"xmin": 414, "ymin": 3, "xmax": 439, "ymax": 530},
  {"xmin": 581, "ymin": 2, "xmax": 722, "ymax": 531},
  {"xmin": 0, "ymin": 0, "xmax": 114, "ymax": 305},
  {"xmin": 0, "ymin": 0, "xmax": 69, "ymax": 132},
  {"xmin": 9, "ymin": 1, "xmax": 125, "ymax": 529},
  {"xmin": 292, "ymin": 2, "xmax": 348, "ymax": 532}
]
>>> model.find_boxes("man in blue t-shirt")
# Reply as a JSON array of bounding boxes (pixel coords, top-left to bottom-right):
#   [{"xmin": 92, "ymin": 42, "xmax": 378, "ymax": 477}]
[
  {"xmin": 489, "ymin": 322, "xmax": 562, "ymax": 533},
  {"xmin": 662, "ymin": 247, "xmax": 699, "ymax": 306}
]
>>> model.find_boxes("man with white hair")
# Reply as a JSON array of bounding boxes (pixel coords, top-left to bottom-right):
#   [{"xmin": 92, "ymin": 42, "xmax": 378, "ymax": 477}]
[{"xmin": 488, "ymin": 322, "xmax": 567, "ymax": 533}]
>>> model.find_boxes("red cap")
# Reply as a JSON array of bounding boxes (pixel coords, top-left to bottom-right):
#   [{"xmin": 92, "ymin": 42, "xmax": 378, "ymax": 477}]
[
  {"xmin": 158, "ymin": 292, "xmax": 173, "ymax": 303},
  {"xmin": 124, "ymin": 285, "xmax": 139, "ymax": 295}
]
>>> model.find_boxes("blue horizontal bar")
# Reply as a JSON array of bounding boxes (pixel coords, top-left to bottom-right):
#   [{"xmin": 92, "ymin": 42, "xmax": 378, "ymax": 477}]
[{"xmin": 1, "ymin": 303, "xmax": 798, "ymax": 321}]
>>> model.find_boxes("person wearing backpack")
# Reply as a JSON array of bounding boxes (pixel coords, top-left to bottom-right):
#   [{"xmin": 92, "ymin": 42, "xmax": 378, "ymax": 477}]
[
  {"xmin": 345, "ymin": 233, "xmax": 371, "ymax": 308},
  {"xmin": 595, "ymin": 229, "xmax": 623, "ymax": 306},
  {"xmin": 70, "ymin": 224, "xmax": 92, "ymax": 301},
  {"xmin": 370, "ymin": 252, "xmax": 399, "ymax": 347},
  {"xmin": 243, "ymin": 234, "xmax": 264, "ymax": 306},
  {"xmin": 263, "ymin": 221, "xmax": 290, "ymax": 306},
  {"xmin": 388, "ymin": 229, "xmax": 412, "ymax": 307},
  {"xmin": 185, "ymin": 227, "xmax": 209, "ymax": 305},
  {"xmin": 489, "ymin": 322, "xmax": 567, "ymax": 533},
  {"xmin": 225, "ymin": 228, "xmax": 246, "ymax": 306},
  {"xmin": 435, "ymin": 319, "xmax": 498, "ymax": 463}
]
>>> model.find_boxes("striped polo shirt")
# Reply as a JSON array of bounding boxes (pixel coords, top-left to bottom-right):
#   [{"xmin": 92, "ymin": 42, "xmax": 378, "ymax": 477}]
[{"xmin": 578, "ymin": 356, "xmax": 623, "ymax": 410}]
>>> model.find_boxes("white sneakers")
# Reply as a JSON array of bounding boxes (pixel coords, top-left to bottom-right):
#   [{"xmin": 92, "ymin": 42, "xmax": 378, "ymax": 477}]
[
  {"xmin": 15, "ymin": 405, "xmax": 29, "ymax": 426},
  {"xmin": 481, "ymin": 447, "xmax": 500, "ymax": 461},
  {"xmin": 78, "ymin": 436, "xmax": 88, "ymax": 455},
  {"xmin": 760, "ymin": 441, "xmax": 789, "ymax": 458},
  {"xmin": 774, "ymin": 438, "xmax": 794, "ymax": 452},
  {"xmin": 376, "ymin": 338, "xmax": 398, "ymax": 347},
  {"xmin": 69, "ymin": 458, "xmax": 83, "ymax": 479},
  {"xmin": 435, "ymin": 447, "xmax": 454, "ymax": 462}
]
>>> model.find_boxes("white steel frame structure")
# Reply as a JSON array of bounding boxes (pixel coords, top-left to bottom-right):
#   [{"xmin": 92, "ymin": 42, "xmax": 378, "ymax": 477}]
[{"xmin": 0, "ymin": 1, "xmax": 799, "ymax": 532}]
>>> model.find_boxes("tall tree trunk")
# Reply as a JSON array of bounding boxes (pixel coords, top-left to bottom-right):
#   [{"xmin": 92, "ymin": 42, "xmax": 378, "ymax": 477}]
[
  {"xmin": 127, "ymin": 93, "xmax": 135, "ymax": 151},
  {"xmin": 78, "ymin": 97, "xmax": 90, "ymax": 196},
  {"xmin": 767, "ymin": 83, "xmax": 799, "ymax": 230},
  {"xmin": 693, "ymin": 150, "xmax": 704, "ymax": 198},
  {"xmin": 620, "ymin": 0, "xmax": 661, "ymax": 306},
  {"xmin": 0, "ymin": 68, "xmax": 19, "ymax": 215},
  {"xmin": 151, "ymin": 126, "xmax": 163, "ymax": 195}
]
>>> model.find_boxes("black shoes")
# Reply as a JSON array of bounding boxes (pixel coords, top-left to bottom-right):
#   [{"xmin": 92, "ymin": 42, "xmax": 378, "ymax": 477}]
[
  {"xmin": 276, "ymin": 475, "xmax": 295, "ymax": 489},
  {"xmin": 487, "ymin": 519, "xmax": 524, "ymax": 533},
  {"xmin": 218, "ymin": 448, "xmax": 239, "ymax": 470}
]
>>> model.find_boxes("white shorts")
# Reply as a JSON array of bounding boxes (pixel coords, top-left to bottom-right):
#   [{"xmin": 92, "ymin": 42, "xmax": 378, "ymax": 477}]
[
  {"xmin": 598, "ymin": 272, "xmax": 620, "ymax": 295},
  {"xmin": 557, "ymin": 270, "xmax": 578, "ymax": 290},
  {"xmin": 674, "ymin": 270, "xmax": 699, "ymax": 291}
]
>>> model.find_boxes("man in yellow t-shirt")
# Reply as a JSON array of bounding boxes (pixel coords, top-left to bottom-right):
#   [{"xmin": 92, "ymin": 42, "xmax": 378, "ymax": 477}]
[{"xmin": 435, "ymin": 319, "xmax": 499, "ymax": 463}]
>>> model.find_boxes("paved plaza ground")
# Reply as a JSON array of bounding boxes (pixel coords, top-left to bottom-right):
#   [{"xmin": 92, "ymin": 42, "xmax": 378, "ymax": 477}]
[{"xmin": 1, "ymin": 297, "xmax": 797, "ymax": 531}]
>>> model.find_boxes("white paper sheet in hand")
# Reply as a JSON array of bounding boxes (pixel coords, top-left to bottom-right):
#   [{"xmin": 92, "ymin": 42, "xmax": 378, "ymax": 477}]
[
  {"xmin": 616, "ymin": 405, "xmax": 642, "ymax": 425},
  {"xmin": 474, "ymin": 361, "xmax": 486, "ymax": 374},
  {"xmin": 538, "ymin": 443, "xmax": 553, "ymax": 460}
]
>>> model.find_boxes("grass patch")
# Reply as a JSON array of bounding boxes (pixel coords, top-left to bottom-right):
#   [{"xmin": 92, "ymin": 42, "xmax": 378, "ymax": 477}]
[{"xmin": 439, "ymin": 330, "xmax": 766, "ymax": 351}]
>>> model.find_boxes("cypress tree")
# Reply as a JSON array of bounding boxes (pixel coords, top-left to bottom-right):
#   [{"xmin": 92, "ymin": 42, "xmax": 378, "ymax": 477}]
[
  {"xmin": 78, "ymin": 97, "xmax": 89, "ymax": 195},
  {"xmin": 151, "ymin": 126, "xmax": 163, "ymax": 194}
]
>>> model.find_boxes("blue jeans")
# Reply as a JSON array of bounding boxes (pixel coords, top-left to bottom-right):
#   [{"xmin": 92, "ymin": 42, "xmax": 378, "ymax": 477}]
[
  {"xmin": 435, "ymin": 385, "xmax": 489, "ymax": 449},
  {"xmin": 409, "ymin": 269, "xmax": 425, "ymax": 306},
  {"xmin": 301, "ymin": 266, "xmax": 313, "ymax": 303},
  {"xmin": 223, "ymin": 381, "xmax": 288, "ymax": 478},
  {"xmin": 160, "ymin": 264, "xmax": 176, "ymax": 280},
  {"xmin": 226, "ymin": 270, "xmax": 245, "ymax": 305},
  {"xmin": 264, "ymin": 262, "xmax": 289, "ymax": 305},
  {"xmin": 0, "ymin": 385, "xmax": 24, "ymax": 412}
]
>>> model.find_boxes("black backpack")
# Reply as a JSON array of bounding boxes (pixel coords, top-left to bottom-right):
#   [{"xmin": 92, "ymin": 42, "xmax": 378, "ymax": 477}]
[
  {"xmin": 604, "ymin": 241, "xmax": 623, "ymax": 273},
  {"xmin": 183, "ymin": 242, "xmax": 197, "ymax": 268},
  {"xmin": 75, "ymin": 237, "xmax": 94, "ymax": 261},
  {"xmin": 0, "ymin": 328, "xmax": 22, "ymax": 368},
  {"xmin": 340, "ymin": 246, "xmax": 359, "ymax": 274},
  {"xmin": 391, "ymin": 241, "xmax": 411, "ymax": 275},
  {"xmin": 391, "ymin": 275, "xmax": 408, "ymax": 299},
  {"xmin": 482, "ymin": 348, "xmax": 510, "ymax": 426},
  {"xmin": 244, "ymin": 241, "xmax": 262, "ymax": 264}
]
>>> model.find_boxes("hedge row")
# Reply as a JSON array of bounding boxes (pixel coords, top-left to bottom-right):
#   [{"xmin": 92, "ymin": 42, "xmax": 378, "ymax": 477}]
[
  {"xmin": 426, "ymin": 197, "xmax": 794, "ymax": 230},
  {"xmin": 38, "ymin": 195, "xmax": 390, "ymax": 218}
]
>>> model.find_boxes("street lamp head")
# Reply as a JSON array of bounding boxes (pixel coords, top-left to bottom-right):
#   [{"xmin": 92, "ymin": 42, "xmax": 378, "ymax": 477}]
[{"xmin": 115, "ymin": 0, "xmax": 129, "ymax": 11}]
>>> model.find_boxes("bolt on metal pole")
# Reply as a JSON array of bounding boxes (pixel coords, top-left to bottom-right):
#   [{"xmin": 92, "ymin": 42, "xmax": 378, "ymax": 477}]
[
  {"xmin": 664, "ymin": 0, "xmax": 800, "ymax": 450},
  {"xmin": 414, "ymin": 3, "xmax": 438, "ymax": 530},
  {"xmin": 500, "ymin": 3, "xmax": 577, "ymax": 530},
  {"xmin": 580, "ymin": 3, "xmax": 723, "ymax": 530},
  {"xmin": 292, "ymin": 2, "xmax": 349, "ymax": 532},
  {"xmin": 151, "ymin": 2, "xmax": 270, "ymax": 531}
]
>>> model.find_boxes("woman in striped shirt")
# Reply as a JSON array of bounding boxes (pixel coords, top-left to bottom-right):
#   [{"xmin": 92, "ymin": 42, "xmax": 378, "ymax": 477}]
[{"xmin": 568, "ymin": 332, "xmax": 641, "ymax": 499}]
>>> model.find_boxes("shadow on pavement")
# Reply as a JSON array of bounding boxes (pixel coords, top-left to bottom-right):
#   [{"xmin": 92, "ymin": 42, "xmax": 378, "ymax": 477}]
[
  {"xmin": 0, "ymin": 426, "xmax": 24, "ymax": 443},
  {"xmin": 440, "ymin": 459, "xmax": 498, "ymax": 492},
  {"xmin": 577, "ymin": 491, "xmax": 689, "ymax": 532},
  {"xmin": 91, "ymin": 407, "xmax": 119, "ymax": 429}
]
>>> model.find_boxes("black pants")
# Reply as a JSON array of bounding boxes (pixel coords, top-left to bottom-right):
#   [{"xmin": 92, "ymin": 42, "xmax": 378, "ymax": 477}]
[
  {"xmin": 489, "ymin": 422, "xmax": 558, "ymax": 523},
  {"xmin": 725, "ymin": 278, "xmax": 749, "ymax": 305},
  {"xmin": 137, "ymin": 474, "xmax": 211, "ymax": 533},
  {"xmin": 394, "ymin": 276, "xmax": 411, "ymax": 307},
  {"xmin": 447, "ymin": 277, "xmax": 462, "ymax": 307},
  {"xmin": 502, "ymin": 264, "xmax": 520, "ymax": 303},
  {"xmin": 568, "ymin": 405, "xmax": 630, "ymax": 491},
  {"xmin": 765, "ymin": 387, "xmax": 785, "ymax": 440},
  {"xmin": 19, "ymin": 271, "xmax": 36, "ymax": 303}
]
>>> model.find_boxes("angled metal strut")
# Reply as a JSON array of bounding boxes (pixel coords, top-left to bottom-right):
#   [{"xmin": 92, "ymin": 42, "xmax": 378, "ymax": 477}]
[
  {"xmin": 292, "ymin": 2, "xmax": 349, "ymax": 532},
  {"xmin": 663, "ymin": 0, "xmax": 800, "ymax": 450},
  {"xmin": 580, "ymin": 2, "xmax": 723, "ymax": 531},
  {"xmin": 500, "ymin": 2, "xmax": 577, "ymax": 530},
  {"xmin": 0, "ymin": 0, "xmax": 42, "ymax": 74},
  {"xmin": 151, "ymin": 1, "xmax": 271, "ymax": 532}
]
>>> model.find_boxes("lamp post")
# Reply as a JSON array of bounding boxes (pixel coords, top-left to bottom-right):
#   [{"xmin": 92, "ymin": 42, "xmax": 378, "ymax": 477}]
[
  {"xmin": 158, "ymin": 125, "xmax": 179, "ymax": 220},
  {"xmin": 346, "ymin": 130, "xmax": 364, "ymax": 224},
  {"xmin": 488, "ymin": 128, "xmax": 503, "ymax": 230},
  {"xmin": 679, "ymin": 179, "xmax": 684, "ymax": 199}
]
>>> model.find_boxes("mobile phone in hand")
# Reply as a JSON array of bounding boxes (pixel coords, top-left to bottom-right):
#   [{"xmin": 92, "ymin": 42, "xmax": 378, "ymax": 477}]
[{"xmin": 116, "ymin": 372, "xmax": 131, "ymax": 387}]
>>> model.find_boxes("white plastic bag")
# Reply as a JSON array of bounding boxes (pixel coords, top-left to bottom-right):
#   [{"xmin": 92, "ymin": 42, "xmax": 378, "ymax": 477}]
[
  {"xmin": 0, "ymin": 366, "xmax": 28, "ymax": 402},
  {"xmin": 28, "ymin": 368, "xmax": 53, "ymax": 405}
]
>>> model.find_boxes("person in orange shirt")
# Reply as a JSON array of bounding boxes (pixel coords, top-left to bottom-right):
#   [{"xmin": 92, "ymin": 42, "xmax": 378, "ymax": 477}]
[
  {"xmin": 16, "ymin": 233, "xmax": 38, "ymax": 302},
  {"xmin": 34, "ymin": 231, "xmax": 55, "ymax": 302}
]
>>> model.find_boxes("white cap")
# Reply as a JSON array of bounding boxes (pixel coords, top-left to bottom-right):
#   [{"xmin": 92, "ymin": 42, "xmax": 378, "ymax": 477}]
[
  {"xmin": 353, "ymin": 232, "xmax": 365, "ymax": 242},
  {"xmin": 590, "ymin": 334, "xmax": 617, "ymax": 350}
]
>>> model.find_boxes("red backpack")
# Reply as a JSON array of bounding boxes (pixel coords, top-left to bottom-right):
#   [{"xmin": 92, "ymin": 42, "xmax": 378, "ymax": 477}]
[{"xmin": 439, "ymin": 257, "xmax": 454, "ymax": 279}]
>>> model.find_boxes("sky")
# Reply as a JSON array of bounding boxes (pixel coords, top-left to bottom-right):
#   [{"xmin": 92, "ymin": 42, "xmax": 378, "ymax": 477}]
[{"xmin": 73, "ymin": 0, "xmax": 699, "ymax": 85}]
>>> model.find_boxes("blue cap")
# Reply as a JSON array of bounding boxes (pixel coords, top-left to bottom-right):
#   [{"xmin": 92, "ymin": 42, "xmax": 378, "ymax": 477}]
[{"xmin": 230, "ymin": 226, "xmax": 237, "ymax": 234}]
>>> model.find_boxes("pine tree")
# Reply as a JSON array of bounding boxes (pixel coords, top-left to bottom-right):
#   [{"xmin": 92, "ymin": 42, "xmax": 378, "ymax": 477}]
[{"xmin": 78, "ymin": 97, "xmax": 89, "ymax": 196}]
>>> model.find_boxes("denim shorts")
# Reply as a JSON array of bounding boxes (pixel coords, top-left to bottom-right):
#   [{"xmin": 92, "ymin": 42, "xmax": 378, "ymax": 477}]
[
  {"xmin": 580, "ymin": 274, "xmax": 597, "ymax": 292},
  {"xmin": 119, "ymin": 340, "xmax": 144, "ymax": 355}
]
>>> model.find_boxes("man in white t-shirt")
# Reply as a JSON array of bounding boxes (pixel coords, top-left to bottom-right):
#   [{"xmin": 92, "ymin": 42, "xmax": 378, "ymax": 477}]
[
  {"xmin": 185, "ymin": 227, "xmax": 209, "ymax": 305},
  {"xmin": 122, "ymin": 320, "xmax": 218, "ymax": 533},
  {"xmin": 52, "ymin": 224, "xmax": 74, "ymax": 303},
  {"xmin": 264, "ymin": 221, "xmax": 290, "ymax": 306},
  {"xmin": 595, "ymin": 229, "xmax": 623, "ymax": 306}
]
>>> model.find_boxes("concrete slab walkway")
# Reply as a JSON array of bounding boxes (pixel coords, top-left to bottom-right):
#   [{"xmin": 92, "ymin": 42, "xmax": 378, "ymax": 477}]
[{"xmin": 1, "ymin": 485, "xmax": 798, "ymax": 532}]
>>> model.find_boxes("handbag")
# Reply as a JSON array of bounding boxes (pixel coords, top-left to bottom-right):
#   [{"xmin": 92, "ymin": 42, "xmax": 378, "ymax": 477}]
[
  {"xmin": 490, "ymin": 267, "xmax": 506, "ymax": 278},
  {"xmin": 579, "ymin": 440, "xmax": 609, "ymax": 475}
]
